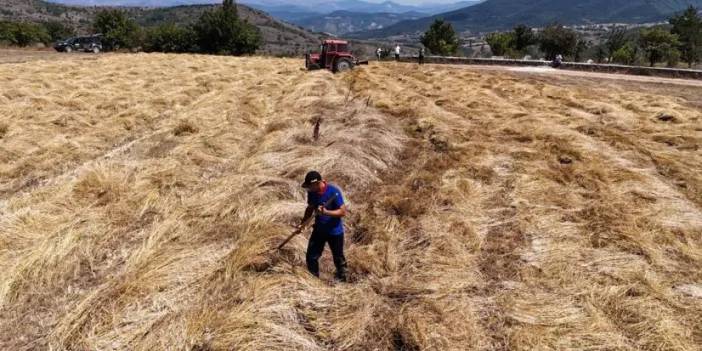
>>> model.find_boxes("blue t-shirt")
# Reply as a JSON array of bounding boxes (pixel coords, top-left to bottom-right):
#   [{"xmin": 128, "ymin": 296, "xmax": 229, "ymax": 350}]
[{"xmin": 307, "ymin": 184, "xmax": 345, "ymax": 236}]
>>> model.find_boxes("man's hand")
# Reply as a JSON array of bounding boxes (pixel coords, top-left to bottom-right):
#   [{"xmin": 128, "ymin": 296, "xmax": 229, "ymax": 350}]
[
  {"xmin": 293, "ymin": 223, "xmax": 304, "ymax": 234},
  {"xmin": 316, "ymin": 204, "xmax": 346, "ymax": 218}
]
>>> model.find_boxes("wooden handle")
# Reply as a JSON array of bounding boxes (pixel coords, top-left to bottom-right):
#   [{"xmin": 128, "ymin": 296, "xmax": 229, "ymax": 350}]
[{"xmin": 276, "ymin": 193, "xmax": 339, "ymax": 251}]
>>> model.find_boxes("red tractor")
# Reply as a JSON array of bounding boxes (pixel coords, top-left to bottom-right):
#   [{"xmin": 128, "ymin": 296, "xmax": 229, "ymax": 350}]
[{"xmin": 305, "ymin": 39, "xmax": 368, "ymax": 73}]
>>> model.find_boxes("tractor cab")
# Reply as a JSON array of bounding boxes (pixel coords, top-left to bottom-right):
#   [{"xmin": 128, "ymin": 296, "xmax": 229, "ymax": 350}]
[{"xmin": 305, "ymin": 39, "xmax": 368, "ymax": 73}]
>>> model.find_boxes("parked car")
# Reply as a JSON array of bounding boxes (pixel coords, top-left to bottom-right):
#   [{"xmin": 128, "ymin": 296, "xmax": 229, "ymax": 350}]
[{"xmin": 54, "ymin": 35, "xmax": 103, "ymax": 53}]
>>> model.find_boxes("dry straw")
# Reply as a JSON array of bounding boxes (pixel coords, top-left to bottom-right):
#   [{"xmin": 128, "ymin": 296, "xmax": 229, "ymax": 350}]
[{"xmin": 1, "ymin": 53, "xmax": 701, "ymax": 350}]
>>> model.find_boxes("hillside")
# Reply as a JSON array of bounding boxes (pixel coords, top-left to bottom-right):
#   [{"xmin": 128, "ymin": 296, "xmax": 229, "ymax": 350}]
[
  {"xmin": 132, "ymin": 4, "xmax": 325, "ymax": 55},
  {"xmin": 1, "ymin": 53, "xmax": 702, "ymax": 350},
  {"xmin": 352, "ymin": 0, "xmax": 702, "ymax": 38},
  {"xmin": 240, "ymin": 0, "xmax": 481, "ymax": 24},
  {"xmin": 0, "ymin": 0, "xmax": 97, "ymax": 28},
  {"xmin": 0, "ymin": 0, "xmax": 324, "ymax": 55},
  {"xmin": 44, "ymin": 0, "xmax": 219, "ymax": 6},
  {"xmin": 38, "ymin": 0, "xmax": 481, "ymax": 38},
  {"xmin": 243, "ymin": 0, "xmax": 480, "ymax": 17},
  {"xmin": 49, "ymin": 0, "xmax": 219, "ymax": 5},
  {"xmin": 290, "ymin": 10, "xmax": 425, "ymax": 35}
]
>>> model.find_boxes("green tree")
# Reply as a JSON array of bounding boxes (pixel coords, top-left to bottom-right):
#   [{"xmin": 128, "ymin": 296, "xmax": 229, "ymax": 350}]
[
  {"xmin": 611, "ymin": 43, "xmax": 637, "ymax": 65},
  {"xmin": 538, "ymin": 24, "xmax": 578, "ymax": 60},
  {"xmin": 94, "ymin": 9, "xmax": 142, "ymax": 50},
  {"xmin": 420, "ymin": 19, "xmax": 459, "ymax": 56},
  {"xmin": 144, "ymin": 24, "xmax": 196, "ymax": 53},
  {"xmin": 667, "ymin": 47, "xmax": 681, "ymax": 67},
  {"xmin": 0, "ymin": 21, "xmax": 50, "ymax": 47},
  {"xmin": 639, "ymin": 27, "xmax": 680, "ymax": 67},
  {"xmin": 193, "ymin": 0, "xmax": 262, "ymax": 55},
  {"xmin": 512, "ymin": 24, "xmax": 535, "ymax": 51},
  {"xmin": 485, "ymin": 32, "xmax": 513, "ymax": 56},
  {"xmin": 604, "ymin": 27, "xmax": 628, "ymax": 62},
  {"xmin": 670, "ymin": 6, "xmax": 702, "ymax": 68},
  {"xmin": 42, "ymin": 21, "xmax": 75, "ymax": 43}
]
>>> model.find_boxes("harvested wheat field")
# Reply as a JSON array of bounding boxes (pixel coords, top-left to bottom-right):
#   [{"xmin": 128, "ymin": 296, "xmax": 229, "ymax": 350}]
[{"xmin": 1, "ymin": 53, "xmax": 701, "ymax": 350}]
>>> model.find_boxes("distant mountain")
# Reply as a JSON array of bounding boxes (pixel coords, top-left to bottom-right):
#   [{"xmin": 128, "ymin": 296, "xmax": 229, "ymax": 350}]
[
  {"xmin": 234, "ymin": 0, "xmax": 481, "ymax": 36},
  {"xmin": 333, "ymin": 0, "xmax": 424, "ymax": 14},
  {"xmin": 240, "ymin": 0, "xmax": 481, "ymax": 21},
  {"xmin": 351, "ymin": 0, "xmax": 702, "ymax": 38},
  {"xmin": 418, "ymin": 1, "xmax": 484, "ymax": 14},
  {"xmin": 44, "ymin": 0, "xmax": 484, "ymax": 30},
  {"xmin": 45, "ymin": 0, "xmax": 481, "ymax": 14},
  {"xmin": 243, "ymin": 0, "xmax": 420, "ymax": 15},
  {"xmin": 290, "ymin": 10, "xmax": 425, "ymax": 35}
]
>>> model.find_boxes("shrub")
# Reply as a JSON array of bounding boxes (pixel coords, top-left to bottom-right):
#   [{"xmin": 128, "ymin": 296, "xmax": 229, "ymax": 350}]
[
  {"xmin": 611, "ymin": 43, "xmax": 637, "ymax": 65},
  {"xmin": 144, "ymin": 23, "xmax": 196, "ymax": 53},
  {"xmin": 0, "ymin": 21, "xmax": 50, "ymax": 47},
  {"xmin": 485, "ymin": 32, "xmax": 514, "ymax": 57}
]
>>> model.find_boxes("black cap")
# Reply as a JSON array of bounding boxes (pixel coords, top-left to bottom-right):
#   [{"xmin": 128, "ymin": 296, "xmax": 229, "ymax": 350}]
[{"xmin": 302, "ymin": 171, "xmax": 322, "ymax": 188}]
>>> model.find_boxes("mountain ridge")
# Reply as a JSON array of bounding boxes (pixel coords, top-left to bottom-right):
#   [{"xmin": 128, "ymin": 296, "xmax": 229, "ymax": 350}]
[
  {"xmin": 289, "ymin": 10, "xmax": 426, "ymax": 35},
  {"xmin": 350, "ymin": 0, "xmax": 702, "ymax": 38}
]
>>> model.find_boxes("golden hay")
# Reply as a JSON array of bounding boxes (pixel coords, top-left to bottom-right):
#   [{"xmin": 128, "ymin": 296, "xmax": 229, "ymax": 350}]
[{"xmin": 1, "ymin": 53, "xmax": 701, "ymax": 350}]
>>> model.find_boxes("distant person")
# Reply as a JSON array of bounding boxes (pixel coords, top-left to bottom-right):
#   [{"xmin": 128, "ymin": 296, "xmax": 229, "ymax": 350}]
[
  {"xmin": 418, "ymin": 47, "xmax": 425, "ymax": 65},
  {"xmin": 552, "ymin": 54, "xmax": 563, "ymax": 68},
  {"xmin": 395, "ymin": 45, "xmax": 401, "ymax": 61},
  {"xmin": 298, "ymin": 171, "xmax": 348, "ymax": 282},
  {"xmin": 376, "ymin": 47, "xmax": 382, "ymax": 61}
]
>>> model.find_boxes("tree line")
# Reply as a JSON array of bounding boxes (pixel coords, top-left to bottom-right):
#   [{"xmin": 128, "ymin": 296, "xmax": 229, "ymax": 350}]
[
  {"xmin": 420, "ymin": 6, "xmax": 702, "ymax": 68},
  {"xmin": 0, "ymin": 20, "xmax": 75, "ymax": 47},
  {"xmin": 0, "ymin": 0, "xmax": 261, "ymax": 56}
]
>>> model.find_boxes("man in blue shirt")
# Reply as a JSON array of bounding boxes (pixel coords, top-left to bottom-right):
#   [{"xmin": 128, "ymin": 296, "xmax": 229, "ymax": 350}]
[{"xmin": 298, "ymin": 171, "xmax": 348, "ymax": 282}]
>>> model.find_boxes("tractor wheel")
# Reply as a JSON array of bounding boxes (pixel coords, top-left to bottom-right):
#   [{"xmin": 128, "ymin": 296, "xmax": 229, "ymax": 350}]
[{"xmin": 334, "ymin": 59, "xmax": 353, "ymax": 73}]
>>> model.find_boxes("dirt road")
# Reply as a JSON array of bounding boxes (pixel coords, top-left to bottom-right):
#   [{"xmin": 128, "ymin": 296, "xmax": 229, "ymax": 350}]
[
  {"xmin": 447, "ymin": 63, "xmax": 702, "ymax": 88},
  {"xmin": 0, "ymin": 48, "xmax": 102, "ymax": 64}
]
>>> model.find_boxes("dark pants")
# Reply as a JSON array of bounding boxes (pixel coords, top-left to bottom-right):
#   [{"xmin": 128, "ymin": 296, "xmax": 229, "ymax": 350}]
[
  {"xmin": 395, "ymin": 54, "xmax": 400, "ymax": 61},
  {"xmin": 306, "ymin": 229, "xmax": 347, "ymax": 281},
  {"xmin": 418, "ymin": 56, "xmax": 424, "ymax": 65}
]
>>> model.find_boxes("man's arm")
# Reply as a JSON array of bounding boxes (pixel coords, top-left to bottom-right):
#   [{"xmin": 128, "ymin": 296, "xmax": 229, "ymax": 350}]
[
  {"xmin": 319, "ymin": 205, "xmax": 346, "ymax": 218},
  {"xmin": 320, "ymin": 190, "xmax": 346, "ymax": 218}
]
